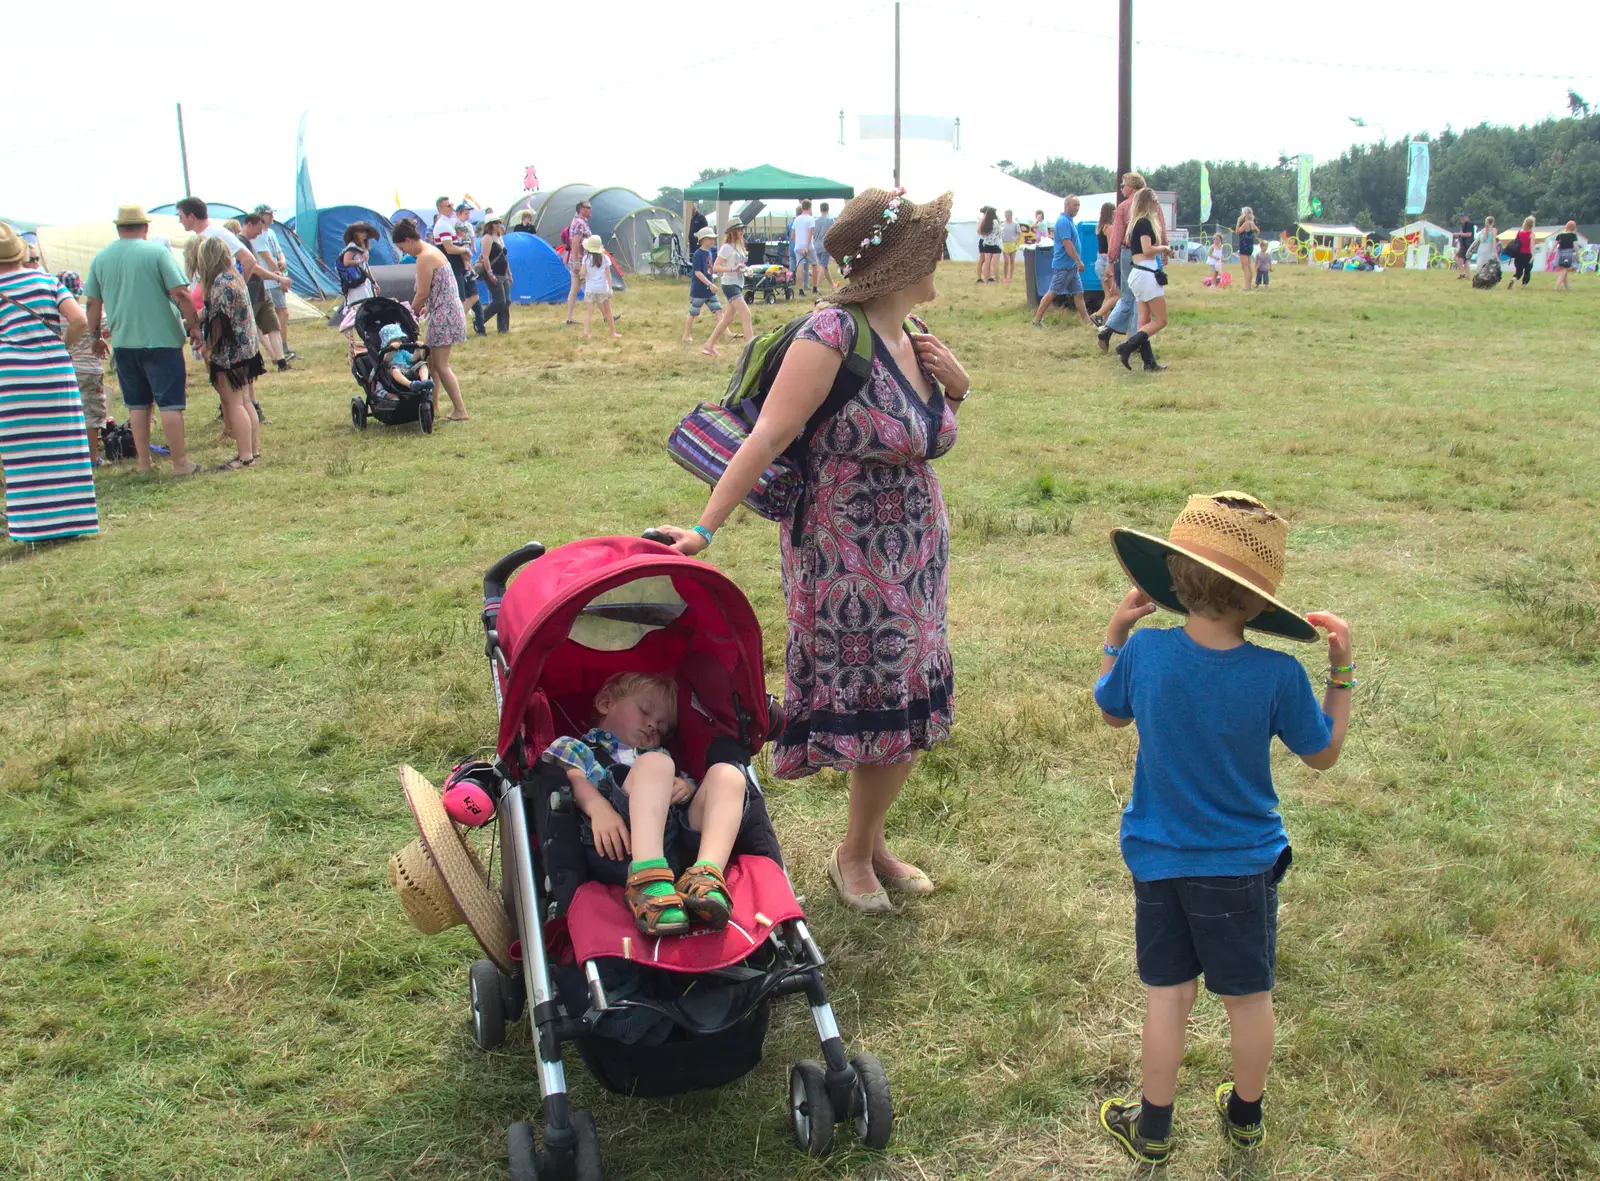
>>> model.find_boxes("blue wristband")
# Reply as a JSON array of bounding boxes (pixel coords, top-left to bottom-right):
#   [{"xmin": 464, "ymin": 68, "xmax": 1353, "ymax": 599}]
[
  {"xmin": 1104, "ymin": 642, "xmax": 1123, "ymax": 657},
  {"xmin": 691, "ymin": 525, "xmax": 714, "ymax": 547}
]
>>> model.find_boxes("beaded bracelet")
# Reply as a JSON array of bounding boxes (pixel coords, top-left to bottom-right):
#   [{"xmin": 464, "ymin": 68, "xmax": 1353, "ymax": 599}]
[
  {"xmin": 1330, "ymin": 662, "xmax": 1356, "ymax": 675},
  {"xmin": 1325, "ymin": 677, "xmax": 1357, "ymax": 690}
]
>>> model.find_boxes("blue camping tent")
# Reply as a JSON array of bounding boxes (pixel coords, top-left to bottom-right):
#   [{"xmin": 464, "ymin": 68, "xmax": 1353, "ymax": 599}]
[
  {"xmin": 474, "ymin": 232, "xmax": 570, "ymax": 305},
  {"xmin": 288, "ymin": 206, "xmax": 400, "ymax": 268},
  {"xmin": 392, "ymin": 208, "xmax": 431, "ymax": 234},
  {"xmin": 149, "ymin": 202, "xmax": 338, "ymax": 298}
]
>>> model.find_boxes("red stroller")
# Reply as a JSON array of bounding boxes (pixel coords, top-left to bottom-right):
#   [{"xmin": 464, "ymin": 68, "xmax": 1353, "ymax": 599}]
[{"xmin": 463, "ymin": 533, "xmax": 893, "ymax": 1180}]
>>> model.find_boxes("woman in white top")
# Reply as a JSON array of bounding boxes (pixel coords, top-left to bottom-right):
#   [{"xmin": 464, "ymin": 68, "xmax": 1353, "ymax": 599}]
[
  {"xmin": 703, "ymin": 220, "xmax": 753, "ymax": 358},
  {"xmin": 1473, "ymin": 216, "xmax": 1501, "ymax": 287}
]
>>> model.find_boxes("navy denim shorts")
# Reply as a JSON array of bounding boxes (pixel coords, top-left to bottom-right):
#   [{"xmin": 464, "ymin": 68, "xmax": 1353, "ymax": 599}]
[
  {"xmin": 1133, "ymin": 847, "xmax": 1291, "ymax": 996},
  {"xmin": 114, "ymin": 347, "xmax": 187, "ymax": 411}
]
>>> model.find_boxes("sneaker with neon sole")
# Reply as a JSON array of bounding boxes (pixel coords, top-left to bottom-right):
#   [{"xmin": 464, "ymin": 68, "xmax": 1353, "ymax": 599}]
[
  {"xmin": 1099, "ymin": 1097, "xmax": 1173, "ymax": 1165},
  {"xmin": 1214, "ymin": 1082, "xmax": 1267, "ymax": 1149}
]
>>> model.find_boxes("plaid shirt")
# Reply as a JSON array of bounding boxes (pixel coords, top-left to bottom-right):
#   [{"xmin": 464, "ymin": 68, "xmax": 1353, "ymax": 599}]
[
  {"xmin": 1107, "ymin": 194, "xmax": 1166, "ymax": 259},
  {"xmin": 546, "ymin": 728, "xmax": 691, "ymax": 787}
]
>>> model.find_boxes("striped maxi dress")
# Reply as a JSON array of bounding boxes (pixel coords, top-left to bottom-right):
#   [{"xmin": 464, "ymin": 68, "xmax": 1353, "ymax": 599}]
[{"xmin": 0, "ymin": 270, "xmax": 98, "ymax": 542}]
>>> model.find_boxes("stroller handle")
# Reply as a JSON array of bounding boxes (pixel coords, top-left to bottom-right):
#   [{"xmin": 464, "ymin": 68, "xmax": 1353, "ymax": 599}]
[
  {"xmin": 640, "ymin": 528, "xmax": 674, "ymax": 547},
  {"xmin": 483, "ymin": 541, "xmax": 545, "ymax": 601}
]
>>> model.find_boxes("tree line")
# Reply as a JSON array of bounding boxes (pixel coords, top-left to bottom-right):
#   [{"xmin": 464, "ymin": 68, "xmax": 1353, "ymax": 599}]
[{"xmin": 1008, "ymin": 113, "xmax": 1600, "ymax": 235}]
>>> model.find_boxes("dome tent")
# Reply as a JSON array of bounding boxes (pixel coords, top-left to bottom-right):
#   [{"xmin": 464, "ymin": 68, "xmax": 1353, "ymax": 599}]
[
  {"xmin": 586, "ymin": 187, "xmax": 683, "ymax": 274},
  {"xmin": 474, "ymin": 231, "xmax": 570, "ymax": 304},
  {"xmin": 287, "ymin": 205, "xmax": 402, "ymax": 268},
  {"xmin": 531, "ymin": 184, "xmax": 600, "ymax": 253},
  {"xmin": 503, "ymin": 191, "xmax": 552, "ymax": 232},
  {"xmin": 149, "ymin": 201, "xmax": 339, "ymax": 299}
]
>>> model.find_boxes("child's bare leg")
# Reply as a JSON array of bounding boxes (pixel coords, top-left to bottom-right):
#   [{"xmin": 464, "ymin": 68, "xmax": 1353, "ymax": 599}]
[
  {"xmin": 682, "ymin": 312, "xmax": 695, "ymax": 342},
  {"xmin": 603, "ymin": 300, "xmax": 619, "ymax": 337},
  {"xmin": 1220, "ymin": 991, "xmax": 1274, "ymax": 1103},
  {"xmin": 1139, "ymin": 979, "xmax": 1198, "ymax": 1106},
  {"xmin": 685, "ymin": 764, "xmax": 746, "ymax": 870},
  {"xmin": 582, "ymin": 302, "xmax": 594, "ymax": 340},
  {"xmin": 390, "ymin": 368, "xmax": 413, "ymax": 390},
  {"xmin": 621, "ymin": 751, "xmax": 674, "ymax": 863}
]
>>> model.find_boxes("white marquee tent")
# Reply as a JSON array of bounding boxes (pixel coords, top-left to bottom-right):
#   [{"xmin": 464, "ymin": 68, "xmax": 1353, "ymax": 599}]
[{"xmin": 34, "ymin": 216, "xmax": 325, "ymax": 322}]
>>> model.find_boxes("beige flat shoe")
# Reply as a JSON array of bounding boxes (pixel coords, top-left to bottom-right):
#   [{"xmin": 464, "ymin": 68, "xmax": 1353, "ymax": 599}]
[
  {"xmin": 828, "ymin": 849, "xmax": 892, "ymax": 915},
  {"xmin": 874, "ymin": 859, "xmax": 935, "ymax": 895}
]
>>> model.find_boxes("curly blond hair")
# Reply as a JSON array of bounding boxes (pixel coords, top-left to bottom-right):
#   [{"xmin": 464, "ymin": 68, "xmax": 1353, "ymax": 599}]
[{"xmin": 594, "ymin": 672, "xmax": 678, "ymax": 728}]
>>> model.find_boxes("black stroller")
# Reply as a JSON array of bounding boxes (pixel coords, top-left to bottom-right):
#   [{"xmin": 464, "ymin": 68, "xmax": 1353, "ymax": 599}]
[
  {"xmin": 349, "ymin": 297, "xmax": 435, "ymax": 433},
  {"xmin": 745, "ymin": 239, "xmax": 795, "ymax": 304},
  {"xmin": 455, "ymin": 534, "xmax": 894, "ymax": 1180}
]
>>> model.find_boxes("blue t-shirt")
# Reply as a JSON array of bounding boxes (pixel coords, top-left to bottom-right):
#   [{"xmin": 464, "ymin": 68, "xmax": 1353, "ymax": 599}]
[
  {"xmin": 1094, "ymin": 626, "xmax": 1333, "ymax": 881},
  {"xmin": 1052, "ymin": 214, "xmax": 1079, "ymax": 270},
  {"xmin": 690, "ymin": 247, "xmax": 716, "ymax": 299}
]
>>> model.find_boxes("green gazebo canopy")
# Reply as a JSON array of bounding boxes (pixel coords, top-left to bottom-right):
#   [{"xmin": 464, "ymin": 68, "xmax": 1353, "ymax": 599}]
[{"xmin": 683, "ymin": 164, "xmax": 854, "ymax": 202}]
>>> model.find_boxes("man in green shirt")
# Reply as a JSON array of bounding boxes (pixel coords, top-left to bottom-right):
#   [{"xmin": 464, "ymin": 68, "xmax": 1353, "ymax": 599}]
[{"xmin": 84, "ymin": 206, "xmax": 203, "ymax": 476}]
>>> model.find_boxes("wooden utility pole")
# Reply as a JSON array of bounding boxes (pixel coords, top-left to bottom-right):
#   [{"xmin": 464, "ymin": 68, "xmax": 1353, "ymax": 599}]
[
  {"xmin": 1116, "ymin": 0, "xmax": 1132, "ymax": 179},
  {"xmin": 176, "ymin": 103, "xmax": 192, "ymax": 197},
  {"xmin": 893, "ymin": 2, "xmax": 901, "ymax": 189}
]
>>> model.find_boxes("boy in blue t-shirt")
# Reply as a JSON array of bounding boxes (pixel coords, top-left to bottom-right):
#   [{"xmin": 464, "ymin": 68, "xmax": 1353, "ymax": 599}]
[
  {"xmin": 1092, "ymin": 492, "xmax": 1355, "ymax": 1165},
  {"xmin": 680, "ymin": 226, "xmax": 724, "ymax": 345}
]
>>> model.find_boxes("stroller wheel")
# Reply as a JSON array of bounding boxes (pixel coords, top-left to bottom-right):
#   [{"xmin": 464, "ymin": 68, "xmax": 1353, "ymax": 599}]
[
  {"xmin": 419, "ymin": 398, "xmax": 435, "ymax": 435},
  {"xmin": 470, "ymin": 959, "xmax": 507, "ymax": 1051},
  {"xmin": 507, "ymin": 1121, "xmax": 539, "ymax": 1181},
  {"xmin": 787, "ymin": 1061, "xmax": 834, "ymax": 1157},
  {"xmin": 571, "ymin": 1111, "xmax": 604, "ymax": 1181},
  {"xmin": 850, "ymin": 1053, "xmax": 894, "ymax": 1149},
  {"xmin": 350, "ymin": 397, "xmax": 367, "ymax": 430}
]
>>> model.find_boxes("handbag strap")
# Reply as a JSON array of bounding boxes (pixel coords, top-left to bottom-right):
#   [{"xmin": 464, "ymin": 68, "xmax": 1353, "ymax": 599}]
[{"xmin": 0, "ymin": 287, "xmax": 64, "ymax": 341}]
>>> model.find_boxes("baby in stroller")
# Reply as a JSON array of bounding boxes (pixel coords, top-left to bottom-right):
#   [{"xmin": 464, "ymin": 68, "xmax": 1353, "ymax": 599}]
[
  {"xmin": 377, "ymin": 323, "xmax": 435, "ymax": 399},
  {"xmin": 549, "ymin": 671, "xmax": 748, "ymax": 935}
]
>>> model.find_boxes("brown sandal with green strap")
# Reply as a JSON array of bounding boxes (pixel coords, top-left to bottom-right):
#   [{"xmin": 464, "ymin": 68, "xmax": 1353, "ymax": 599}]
[
  {"xmin": 676, "ymin": 863, "xmax": 732, "ymax": 930},
  {"xmin": 625, "ymin": 864, "xmax": 691, "ymax": 936}
]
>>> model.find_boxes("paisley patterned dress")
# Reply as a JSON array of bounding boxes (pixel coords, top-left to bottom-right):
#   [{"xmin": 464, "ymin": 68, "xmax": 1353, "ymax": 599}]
[{"xmin": 773, "ymin": 307, "xmax": 957, "ymax": 777}]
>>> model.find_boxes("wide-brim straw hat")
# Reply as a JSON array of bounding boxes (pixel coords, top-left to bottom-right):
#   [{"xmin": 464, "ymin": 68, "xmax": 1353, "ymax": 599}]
[
  {"xmin": 1110, "ymin": 491, "xmax": 1317, "ymax": 642},
  {"xmin": 389, "ymin": 764, "xmax": 517, "ymax": 971},
  {"xmin": 694, "ymin": 226, "xmax": 718, "ymax": 240},
  {"xmin": 114, "ymin": 204, "xmax": 151, "ymax": 227},
  {"xmin": 581, "ymin": 234, "xmax": 605, "ymax": 253},
  {"xmin": 0, "ymin": 223, "xmax": 25, "ymax": 264},
  {"xmin": 723, "ymin": 218, "xmax": 744, "ymax": 233},
  {"xmin": 822, "ymin": 187, "xmax": 953, "ymax": 306}
]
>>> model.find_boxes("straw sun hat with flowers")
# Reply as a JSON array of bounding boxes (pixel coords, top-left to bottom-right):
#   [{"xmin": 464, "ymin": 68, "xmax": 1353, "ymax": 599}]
[
  {"xmin": 822, "ymin": 186, "xmax": 953, "ymax": 305},
  {"xmin": 389, "ymin": 765, "xmax": 516, "ymax": 971},
  {"xmin": 1110, "ymin": 491, "xmax": 1318, "ymax": 642}
]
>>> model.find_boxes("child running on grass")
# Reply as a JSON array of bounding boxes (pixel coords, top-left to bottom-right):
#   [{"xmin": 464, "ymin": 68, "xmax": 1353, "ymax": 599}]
[
  {"xmin": 680, "ymin": 226, "xmax": 724, "ymax": 345},
  {"xmin": 1092, "ymin": 492, "xmax": 1355, "ymax": 1166},
  {"xmin": 579, "ymin": 234, "xmax": 620, "ymax": 341},
  {"xmin": 546, "ymin": 672, "xmax": 748, "ymax": 936}
]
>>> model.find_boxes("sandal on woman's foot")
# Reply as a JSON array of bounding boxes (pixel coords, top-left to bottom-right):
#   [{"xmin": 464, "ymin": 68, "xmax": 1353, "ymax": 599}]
[
  {"xmin": 215, "ymin": 456, "xmax": 251, "ymax": 472},
  {"xmin": 873, "ymin": 855, "xmax": 935, "ymax": 895},
  {"xmin": 828, "ymin": 848, "xmax": 891, "ymax": 915},
  {"xmin": 625, "ymin": 861, "xmax": 690, "ymax": 935},
  {"xmin": 676, "ymin": 861, "xmax": 732, "ymax": 929}
]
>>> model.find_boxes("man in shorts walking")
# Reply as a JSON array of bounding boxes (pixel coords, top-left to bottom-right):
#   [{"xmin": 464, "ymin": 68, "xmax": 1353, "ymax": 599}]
[
  {"xmin": 791, "ymin": 199, "xmax": 819, "ymax": 295},
  {"xmin": 83, "ymin": 205, "xmax": 204, "ymax": 476},
  {"xmin": 813, "ymin": 201, "xmax": 838, "ymax": 291},
  {"xmin": 1033, "ymin": 195, "xmax": 1091, "ymax": 327},
  {"xmin": 564, "ymin": 199, "xmax": 593, "ymax": 325},
  {"xmin": 253, "ymin": 205, "xmax": 298, "ymax": 359}
]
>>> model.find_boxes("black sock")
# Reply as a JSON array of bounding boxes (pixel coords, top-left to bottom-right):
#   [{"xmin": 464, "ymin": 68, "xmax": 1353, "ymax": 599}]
[
  {"xmin": 1228, "ymin": 1089, "xmax": 1263, "ymax": 1127},
  {"xmin": 1136, "ymin": 1097, "xmax": 1173, "ymax": 1140}
]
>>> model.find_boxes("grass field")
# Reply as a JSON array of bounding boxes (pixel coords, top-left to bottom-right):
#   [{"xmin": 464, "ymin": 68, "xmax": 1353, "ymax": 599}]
[{"xmin": 3, "ymin": 260, "xmax": 1598, "ymax": 1181}]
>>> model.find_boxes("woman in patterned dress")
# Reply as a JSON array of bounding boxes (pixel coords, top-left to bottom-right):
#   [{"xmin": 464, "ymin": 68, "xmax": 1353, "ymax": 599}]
[
  {"xmin": 659, "ymin": 188, "xmax": 971, "ymax": 914},
  {"xmin": 0, "ymin": 223, "xmax": 98, "ymax": 543},
  {"xmin": 190, "ymin": 236, "xmax": 264, "ymax": 470},
  {"xmin": 391, "ymin": 220, "xmax": 469, "ymax": 421}
]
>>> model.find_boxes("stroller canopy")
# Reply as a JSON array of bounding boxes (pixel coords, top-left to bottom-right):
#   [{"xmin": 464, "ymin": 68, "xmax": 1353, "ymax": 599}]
[{"xmin": 494, "ymin": 537, "xmax": 769, "ymax": 761}]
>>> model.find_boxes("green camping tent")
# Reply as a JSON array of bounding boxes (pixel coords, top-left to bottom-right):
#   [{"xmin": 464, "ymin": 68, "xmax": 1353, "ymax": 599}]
[{"xmin": 682, "ymin": 165, "xmax": 854, "ymax": 202}]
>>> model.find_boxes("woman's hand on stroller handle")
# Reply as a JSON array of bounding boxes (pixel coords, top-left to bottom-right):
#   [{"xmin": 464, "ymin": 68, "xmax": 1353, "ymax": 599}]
[{"xmin": 650, "ymin": 525, "xmax": 709, "ymax": 556}]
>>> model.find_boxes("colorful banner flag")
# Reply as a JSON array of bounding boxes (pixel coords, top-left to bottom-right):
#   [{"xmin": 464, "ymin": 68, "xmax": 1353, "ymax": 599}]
[
  {"xmin": 393, "ymin": 187, "xmax": 403, "ymax": 211},
  {"xmin": 1405, "ymin": 141, "xmax": 1430, "ymax": 216},
  {"xmin": 1296, "ymin": 154, "xmax": 1314, "ymax": 220},
  {"xmin": 294, "ymin": 112, "xmax": 317, "ymax": 266},
  {"xmin": 1200, "ymin": 163, "xmax": 1212, "ymax": 224}
]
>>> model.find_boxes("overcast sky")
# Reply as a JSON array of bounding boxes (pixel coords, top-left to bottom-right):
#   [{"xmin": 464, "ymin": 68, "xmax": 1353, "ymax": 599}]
[{"xmin": 7, "ymin": 0, "xmax": 1596, "ymax": 225}]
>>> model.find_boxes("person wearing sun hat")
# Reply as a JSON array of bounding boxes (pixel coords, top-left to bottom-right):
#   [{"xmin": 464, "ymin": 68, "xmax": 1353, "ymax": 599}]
[
  {"xmin": 680, "ymin": 224, "xmax": 724, "ymax": 346},
  {"xmin": 1090, "ymin": 491, "xmax": 1355, "ymax": 1166},
  {"xmin": 657, "ymin": 187, "xmax": 972, "ymax": 915}
]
